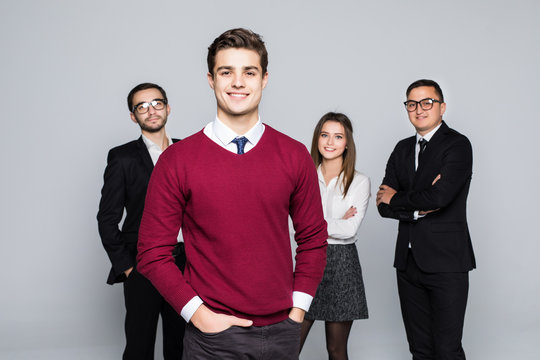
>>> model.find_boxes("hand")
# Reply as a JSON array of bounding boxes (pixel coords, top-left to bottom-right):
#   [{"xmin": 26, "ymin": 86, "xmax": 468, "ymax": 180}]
[
  {"xmin": 190, "ymin": 304, "xmax": 253, "ymax": 333},
  {"xmin": 418, "ymin": 174, "xmax": 442, "ymax": 215},
  {"xmin": 418, "ymin": 209, "xmax": 440, "ymax": 215},
  {"xmin": 376, "ymin": 185, "xmax": 397, "ymax": 206},
  {"xmin": 124, "ymin": 267, "xmax": 133, "ymax": 278},
  {"xmin": 342, "ymin": 206, "xmax": 357, "ymax": 219},
  {"xmin": 288, "ymin": 307, "xmax": 305, "ymax": 323}
]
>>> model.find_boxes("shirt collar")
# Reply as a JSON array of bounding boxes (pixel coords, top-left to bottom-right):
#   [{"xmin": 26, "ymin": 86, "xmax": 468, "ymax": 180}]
[
  {"xmin": 213, "ymin": 116, "xmax": 264, "ymax": 147},
  {"xmin": 416, "ymin": 122, "xmax": 442, "ymax": 142},
  {"xmin": 141, "ymin": 134, "xmax": 172, "ymax": 150}
]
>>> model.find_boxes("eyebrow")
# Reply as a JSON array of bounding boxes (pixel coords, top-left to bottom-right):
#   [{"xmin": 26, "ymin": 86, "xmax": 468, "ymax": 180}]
[
  {"xmin": 134, "ymin": 99, "xmax": 163, "ymax": 107},
  {"xmin": 406, "ymin": 98, "xmax": 438, "ymax": 102},
  {"xmin": 136, "ymin": 99, "xmax": 162, "ymax": 104},
  {"xmin": 216, "ymin": 65, "xmax": 261, "ymax": 72},
  {"xmin": 321, "ymin": 131, "xmax": 344, "ymax": 135},
  {"xmin": 243, "ymin": 66, "xmax": 260, "ymax": 72}
]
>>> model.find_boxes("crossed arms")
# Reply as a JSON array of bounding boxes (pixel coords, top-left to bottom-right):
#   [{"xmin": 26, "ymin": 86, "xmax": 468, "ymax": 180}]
[{"xmin": 376, "ymin": 136, "xmax": 472, "ymax": 220}]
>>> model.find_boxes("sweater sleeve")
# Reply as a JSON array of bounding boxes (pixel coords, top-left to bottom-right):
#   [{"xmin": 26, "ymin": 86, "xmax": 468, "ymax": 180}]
[
  {"xmin": 136, "ymin": 148, "xmax": 198, "ymax": 315},
  {"xmin": 289, "ymin": 147, "xmax": 328, "ymax": 297}
]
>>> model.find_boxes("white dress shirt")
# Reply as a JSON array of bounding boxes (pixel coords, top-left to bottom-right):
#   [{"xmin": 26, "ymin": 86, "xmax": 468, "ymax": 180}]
[
  {"xmin": 412, "ymin": 122, "xmax": 443, "ymax": 222},
  {"xmin": 203, "ymin": 116, "xmax": 265, "ymax": 153},
  {"xmin": 318, "ymin": 167, "xmax": 371, "ymax": 245},
  {"xmin": 415, "ymin": 123, "xmax": 442, "ymax": 170},
  {"xmin": 141, "ymin": 134, "xmax": 172, "ymax": 165},
  {"xmin": 182, "ymin": 116, "xmax": 313, "ymax": 322}
]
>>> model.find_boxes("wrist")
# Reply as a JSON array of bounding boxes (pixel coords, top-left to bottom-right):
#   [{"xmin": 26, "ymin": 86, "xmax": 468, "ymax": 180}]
[
  {"xmin": 190, "ymin": 304, "xmax": 208, "ymax": 326},
  {"xmin": 289, "ymin": 307, "xmax": 305, "ymax": 323}
]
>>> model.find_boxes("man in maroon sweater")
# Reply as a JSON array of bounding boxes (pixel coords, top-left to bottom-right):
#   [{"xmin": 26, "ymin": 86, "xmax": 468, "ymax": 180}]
[{"xmin": 137, "ymin": 28, "xmax": 328, "ymax": 359}]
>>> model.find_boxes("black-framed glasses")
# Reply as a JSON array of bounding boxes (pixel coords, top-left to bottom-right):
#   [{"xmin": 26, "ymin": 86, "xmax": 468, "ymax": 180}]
[
  {"xmin": 404, "ymin": 98, "xmax": 442, "ymax": 112},
  {"xmin": 132, "ymin": 99, "xmax": 167, "ymax": 114}
]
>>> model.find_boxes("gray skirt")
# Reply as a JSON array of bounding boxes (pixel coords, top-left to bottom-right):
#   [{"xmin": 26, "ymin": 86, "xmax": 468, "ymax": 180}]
[{"xmin": 305, "ymin": 244, "xmax": 368, "ymax": 322}]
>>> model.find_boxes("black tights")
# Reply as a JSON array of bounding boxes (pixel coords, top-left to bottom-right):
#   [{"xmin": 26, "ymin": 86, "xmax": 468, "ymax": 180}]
[{"xmin": 299, "ymin": 319, "xmax": 353, "ymax": 360}]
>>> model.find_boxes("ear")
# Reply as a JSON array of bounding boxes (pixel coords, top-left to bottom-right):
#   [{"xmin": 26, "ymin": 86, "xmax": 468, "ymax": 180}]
[
  {"xmin": 166, "ymin": 104, "xmax": 171, "ymax": 116},
  {"xmin": 439, "ymin": 102, "xmax": 446, "ymax": 117},
  {"xmin": 207, "ymin": 72, "xmax": 215, "ymax": 89},
  {"xmin": 130, "ymin": 112, "xmax": 138, "ymax": 124},
  {"xmin": 261, "ymin": 72, "xmax": 269, "ymax": 89}
]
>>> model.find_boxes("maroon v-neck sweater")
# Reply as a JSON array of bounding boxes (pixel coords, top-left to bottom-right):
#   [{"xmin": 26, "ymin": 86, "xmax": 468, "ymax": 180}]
[{"xmin": 137, "ymin": 125, "xmax": 327, "ymax": 326}]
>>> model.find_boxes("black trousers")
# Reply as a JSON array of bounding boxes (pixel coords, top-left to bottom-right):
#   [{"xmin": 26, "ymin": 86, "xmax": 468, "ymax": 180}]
[
  {"xmin": 397, "ymin": 250, "xmax": 469, "ymax": 360},
  {"xmin": 183, "ymin": 318, "xmax": 302, "ymax": 360},
  {"xmin": 123, "ymin": 245, "xmax": 186, "ymax": 360}
]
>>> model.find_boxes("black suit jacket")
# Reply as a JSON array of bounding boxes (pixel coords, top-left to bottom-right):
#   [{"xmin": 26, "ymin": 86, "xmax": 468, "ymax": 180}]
[
  {"xmin": 97, "ymin": 136, "xmax": 179, "ymax": 284},
  {"xmin": 378, "ymin": 121, "xmax": 476, "ymax": 273}
]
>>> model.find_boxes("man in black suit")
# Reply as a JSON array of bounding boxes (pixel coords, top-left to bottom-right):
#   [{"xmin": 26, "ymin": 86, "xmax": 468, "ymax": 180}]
[
  {"xmin": 377, "ymin": 79, "xmax": 475, "ymax": 359},
  {"xmin": 97, "ymin": 83, "xmax": 186, "ymax": 359}
]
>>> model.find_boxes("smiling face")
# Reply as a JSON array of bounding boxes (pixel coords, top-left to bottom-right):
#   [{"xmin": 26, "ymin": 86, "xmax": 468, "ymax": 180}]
[
  {"xmin": 318, "ymin": 121, "xmax": 347, "ymax": 162},
  {"xmin": 129, "ymin": 88, "xmax": 170, "ymax": 133},
  {"xmin": 406, "ymin": 86, "xmax": 446, "ymax": 136},
  {"xmin": 207, "ymin": 48, "xmax": 268, "ymax": 125}
]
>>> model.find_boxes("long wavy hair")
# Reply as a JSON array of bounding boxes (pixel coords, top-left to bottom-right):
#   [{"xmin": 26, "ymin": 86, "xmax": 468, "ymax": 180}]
[{"xmin": 310, "ymin": 112, "xmax": 356, "ymax": 197}]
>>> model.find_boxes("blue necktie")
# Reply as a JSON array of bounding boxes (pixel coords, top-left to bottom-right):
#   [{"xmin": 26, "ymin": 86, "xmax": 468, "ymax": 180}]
[{"xmin": 231, "ymin": 136, "xmax": 248, "ymax": 154}]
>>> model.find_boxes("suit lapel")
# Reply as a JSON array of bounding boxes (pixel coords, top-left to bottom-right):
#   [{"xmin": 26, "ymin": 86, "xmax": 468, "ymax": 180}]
[
  {"xmin": 404, "ymin": 137, "xmax": 416, "ymax": 185},
  {"xmin": 136, "ymin": 136, "xmax": 154, "ymax": 175},
  {"xmin": 414, "ymin": 121, "xmax": 449, "ymax": 180}
]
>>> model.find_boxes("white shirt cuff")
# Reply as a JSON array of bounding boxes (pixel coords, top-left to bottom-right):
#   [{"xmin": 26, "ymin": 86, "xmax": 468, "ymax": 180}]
[
  {"xmin": 414, "ymin": 210, "xmax": 426, "ymax": 220},
  {"xmin": 292, "ymin": 291, "xmax": 313, "ymax": 312},
  {"xmin": 180, "ymin": 296, "xmax": 204, "ymax": 323}
]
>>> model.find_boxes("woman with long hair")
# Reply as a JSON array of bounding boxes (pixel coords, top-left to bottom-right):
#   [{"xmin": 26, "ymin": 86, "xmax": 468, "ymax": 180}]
[{"xmin": 300, "ymin": 112, "xmax": 370, "ymax": 360}]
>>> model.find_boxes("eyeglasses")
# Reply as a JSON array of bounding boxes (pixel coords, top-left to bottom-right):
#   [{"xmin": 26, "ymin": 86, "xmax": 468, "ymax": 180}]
[
  {"xmin": 132, "ymin": 99, "xmax": 167, "ymax": 114},
  {"xmin": 404, "ymin": 98, "xmax": 442, "ymax": 112}
]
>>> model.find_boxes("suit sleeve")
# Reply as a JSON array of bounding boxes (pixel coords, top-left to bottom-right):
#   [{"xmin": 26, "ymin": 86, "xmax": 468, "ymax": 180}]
[
  {"xmin": 97, "ymin": 149, "xmax": 133, "ymax": 279},
  {"xmin": 377, "ymin": 144, "xmax": 415, "ymax": 221},
  {"xmin": 390, "ymin": 136, "xmax": 472, "ymax": 211},
  {"xmin": 136, "ymin": 149, "xmax": 198, "ymax": 315},
  {"xmin": 289, "ymin": 148, "xmax": 328, "ymax": 297}
]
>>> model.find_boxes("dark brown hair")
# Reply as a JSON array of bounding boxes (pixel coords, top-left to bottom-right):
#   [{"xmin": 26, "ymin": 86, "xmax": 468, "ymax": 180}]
[
  {"xmin": 310, "ymin": 112, "xmax": 356, "ymax": 197},
  {"xmin": 406, "ymin": 79, "xmax": 444, "ymax": 102},
  {"xmin": 127, "ymin": 83, "xmax": 167, "ymax": 112},
  {"xmin": 207, "ymin": 28, "xmax": 268, "ymax": 77}
]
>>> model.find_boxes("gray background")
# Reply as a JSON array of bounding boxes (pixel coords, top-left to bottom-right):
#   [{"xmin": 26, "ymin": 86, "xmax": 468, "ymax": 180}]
[{"xmin": 1, "ymin": 0, "xmax": 539, "ymax": 359}]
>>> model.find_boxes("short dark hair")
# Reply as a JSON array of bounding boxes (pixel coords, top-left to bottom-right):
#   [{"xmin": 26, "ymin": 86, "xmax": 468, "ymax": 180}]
[
  {"xmin": 406, "ymin": 79, "xmax": 444, "ymax": 102},
  {"xmin": 310, "ymin": 112, "xmax": 357, "ymax": 197},
  {"xmin": 127, "ymin": 83, "xmax": 168, "ymax": 112},
  {"xmin": 207, "ymin": 28, "xmax": 268, "ymax": 77}
]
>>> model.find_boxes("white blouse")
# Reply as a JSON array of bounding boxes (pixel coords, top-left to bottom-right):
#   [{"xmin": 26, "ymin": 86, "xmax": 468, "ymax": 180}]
[{"xmin": 318, "ymin": 167, "xmax": 371, "ymax": 245}]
